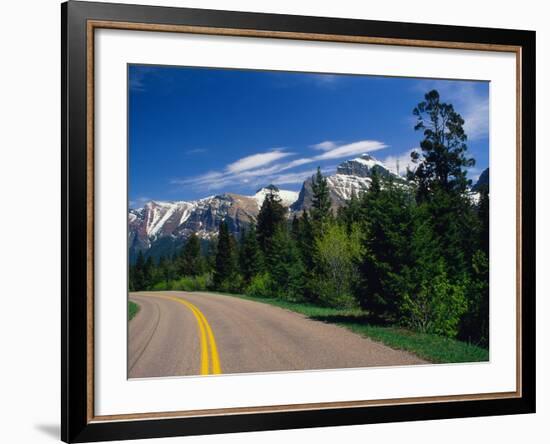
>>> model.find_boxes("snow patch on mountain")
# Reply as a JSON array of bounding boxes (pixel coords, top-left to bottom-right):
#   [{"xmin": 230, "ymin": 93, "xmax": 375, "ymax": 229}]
[
  {"xmin": 252, "ymin": 186, "xmax": 299, "ymax": 208},
  {"xmin": 353, "ymin": 155, "xmax": 387, "ymax": 169},
  {"xmin": 327, "ymin": 174, "xmax": 372, "ymax": 201}
]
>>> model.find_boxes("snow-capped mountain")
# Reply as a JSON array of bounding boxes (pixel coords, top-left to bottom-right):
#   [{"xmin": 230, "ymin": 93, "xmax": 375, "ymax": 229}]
[
  {"xmin": 291, "ymin": 154, "xmax": 402, "ymax": 211},
  {"xmin": 252, "ymin": 185, "xmax": 299, "ymax": 209},
  {"xmin": 129, "ymin": 154, "xmax": 400, "ymax": 257},
  {"xmin": 129, "ymin": 185, "xmax": 299, "ymax": 256}
]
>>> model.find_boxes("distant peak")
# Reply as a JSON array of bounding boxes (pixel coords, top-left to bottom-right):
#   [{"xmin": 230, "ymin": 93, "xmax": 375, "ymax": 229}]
[
  {"xmin": 358, "ymin": 153, "xmax": 376, "ymax": 160},
  {"xmin": 255, "ymin": 184, "xmax": 280, "ymax": 194}
]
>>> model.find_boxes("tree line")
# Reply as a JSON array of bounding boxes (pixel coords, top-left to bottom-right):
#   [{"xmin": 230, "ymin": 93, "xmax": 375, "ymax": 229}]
[{"xmin": 129, "ymin": 90, "xmax": 489, "ymax": 347}]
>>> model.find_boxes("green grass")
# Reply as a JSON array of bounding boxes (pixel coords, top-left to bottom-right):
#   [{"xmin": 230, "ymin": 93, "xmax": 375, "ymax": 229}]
[
  {"xmin": 219, "ymin": 293, "xmax": 489, "ymax": 364},
  {"xmin": 128, "ymin": 301, "xmax": 140, "ymax": 321}
]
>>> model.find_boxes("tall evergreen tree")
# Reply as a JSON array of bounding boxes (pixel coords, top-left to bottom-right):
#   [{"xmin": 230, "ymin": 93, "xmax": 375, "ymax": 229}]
[
  {"xmin": 131, "ymin": 250, "xmax": 146, "ymax": 291},
  {"xmin": 267, "ymin": 225, "xmax": 305, "ymax": 301},
  {"xmin": 409, "ymin": 89, "xmax": 479, "ymax": 276},
  {"xmin": 310, "ymin": 167, "xmax": 332, "ymax": 227},
  {"xmin": 357, "ymin": 177, "xmax": 415, "ymax": 320},
  {"xmin": 213, "ymin": 220, "xmax": 239, "ymax": 291},
  {"xmin": 290, "ymin": 214, "xmax": 300, "ymax": 240},
  {"xmin": 256, "ymin": 191, "xmax": 286, "ymax": 256},
  {"xmin": 143, "ymin": 256, "xmax": 155, "ymax": 290},
  {"xmin": 296, "ymin": 211, "xmax": 314, "ymax": 270},
  {"xmin": 409, "ymin": 89, "xmax": 475, "ymax": 198},
  {"xmin": 337, "ymin": 190, "xmax": 363, "ymax": 232},
  {"xmin": 179, "ymin": 232, "xmax": 204, "ymax": 276},
  {"xmin": 238, "ymin": 225, "xmax": 263, "ymax": 285}
]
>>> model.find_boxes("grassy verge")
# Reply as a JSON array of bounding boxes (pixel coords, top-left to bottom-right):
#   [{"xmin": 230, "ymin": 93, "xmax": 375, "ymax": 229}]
[
  {"xmin": 219, "ymin": 293, "xmax": 489, "ymax": 364},
  {"xmin": 128, "ymin": 301, "xmax": 140, "ymax": 321}
]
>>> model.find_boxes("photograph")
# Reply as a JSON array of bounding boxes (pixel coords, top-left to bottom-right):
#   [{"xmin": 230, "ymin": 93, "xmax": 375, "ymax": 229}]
[{"xmin": 127, "ymin": 65, "xmax": 490, "ymax": 379}]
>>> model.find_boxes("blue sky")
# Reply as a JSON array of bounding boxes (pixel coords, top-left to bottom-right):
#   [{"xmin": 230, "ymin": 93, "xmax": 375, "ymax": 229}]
[{"xmin": 129, "ymin": 64, "xmax": 489, "ymax": 207}]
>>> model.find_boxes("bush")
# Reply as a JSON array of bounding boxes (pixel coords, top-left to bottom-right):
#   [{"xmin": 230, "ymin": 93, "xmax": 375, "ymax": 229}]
[
  {"xmin": 313, "ymin": 222, "xmax": 362, "ymax": 308},
  {"xmin": 401, "ymin": 260, "xmax": 468, "ymax": 338},
  {"xmin": 245, "ymin": 272, "xmax": 274, "ymax": 298},
  {"xmin": 151, "ymin": 280, "xmax": 172, "ymax": 291},
  {"xmin": 151, "ymin": 274, "xmax": 212, "ymax": 292}
]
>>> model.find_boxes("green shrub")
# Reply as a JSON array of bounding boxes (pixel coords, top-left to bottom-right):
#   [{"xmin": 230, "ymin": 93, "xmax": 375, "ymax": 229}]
[
  {"xmin": 213, "ymin": 273, "xmax": 244, "ymax": 294},
  {"xmin": 401, "ymin": 260, "xmax": 468, "ymax": 338},
  {"xmin": 168, "ymin": 273, "xmax": 212, "ymax": 292},
  {"xmin": 313, "ymin": 222, "xmax": 362, "ymax": 308},
  {"xmin": 151, "ymin": 280, "xmax": 172, "ymax": 291},
  {"xmin": 128, "ymin": 301, "xmax": 140, "ymax": 320},
  {"xmin": 246, "ymin": 272, "xmax": 274, "ymax": 298}
]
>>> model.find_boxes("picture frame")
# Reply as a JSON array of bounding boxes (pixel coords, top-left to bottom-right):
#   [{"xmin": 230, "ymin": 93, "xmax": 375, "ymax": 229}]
[{"xmin": 61, "ymin": 1, "xmax": 536, "ymax": 442}]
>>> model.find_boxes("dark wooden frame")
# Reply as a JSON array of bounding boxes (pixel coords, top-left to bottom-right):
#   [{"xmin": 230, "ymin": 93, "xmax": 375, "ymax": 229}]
[{"xmin": 62, "ymin": 1, "xmax": 536, "ymax": 442}]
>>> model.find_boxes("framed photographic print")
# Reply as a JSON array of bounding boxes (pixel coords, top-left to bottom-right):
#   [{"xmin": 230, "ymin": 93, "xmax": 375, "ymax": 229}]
[{"xmin": 61, "ymin": 1, "xmax": 536, "ymax": 442}]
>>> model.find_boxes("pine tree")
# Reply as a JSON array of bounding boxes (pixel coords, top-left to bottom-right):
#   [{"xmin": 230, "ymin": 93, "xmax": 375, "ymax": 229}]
[
  {"xmin": 267, "ymin": 225, "xmax": 304, "ymax": 301},
  {"xmin": 357, "ymin": 177, "xmax": 415, "ymax": 320},
  {"xmin": 179, "ymin": 232, "xmax": 204, "ymax": 276},
  {"xmin": 256, "ymin": 191, "xmax": 286, "ymax": 256},
  {"xmin": 143, "ymin": 256, "xmax": 155, "ymax": 290},
  {"xmin": 409, "ymin": 89, "xmax": 475, "ymax": 198},
  {"xmin": 213, "ymin": 220, "xmax": 239, "ymax": 291},
  {"xmin": 296, "ymin": 211, "xmax": 314, "ymax": 270},
  {"xmin": 310, "ymin": 167, "xmax": 332, "ymax": 228},
  {"xmin": 337, "ymin": 190, "xmax": 363, "ymax": 232},
  {"xmin": 238, "ymin": 225, "xmax": 263, "ymax": 285},
  {"xmin": 291, "ymin": 214, "xmax": 300, "ymax": 240},
  {"xmin": 131, "ymin": 250, "xmax": 146, "ymax": 291},
  {"xmin": 409, "ymin": 89, "xmax": 479, "ymax": 277}
]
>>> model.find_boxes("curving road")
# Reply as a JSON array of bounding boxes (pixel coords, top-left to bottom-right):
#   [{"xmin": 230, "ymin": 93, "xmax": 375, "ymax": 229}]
[{"xmin": 128, "ymin": 291, "xmax": 426, "ymax": 378}]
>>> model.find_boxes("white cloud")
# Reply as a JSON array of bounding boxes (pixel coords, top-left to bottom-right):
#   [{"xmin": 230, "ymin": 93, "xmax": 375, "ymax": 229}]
[
  {"xmin": 463, "ymin": 97, "xmax": 489, "ymax": 141},
  {"xmin": 383, "ymin": 148, "xmax": 421, "ymax": 176},
  {"xmin": 310, "ymin": 141, "xmax": 338, "ymax": 151},
  {"xmin": 226, "ymin": 149, "xmax": 292, "ymax": 173},
  {"xmin": 315, "ymin": 140, "xmax": 387, "ymax": 160},
  {"xmin": 172, "ymin": 139, "xmax": 387, "ymax": 193}
]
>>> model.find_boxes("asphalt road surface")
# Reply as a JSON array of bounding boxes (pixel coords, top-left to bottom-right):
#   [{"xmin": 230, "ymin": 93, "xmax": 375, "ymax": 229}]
[{"xmin": 128, "ymin": 291, "xmax": 426, "ymax": 378}]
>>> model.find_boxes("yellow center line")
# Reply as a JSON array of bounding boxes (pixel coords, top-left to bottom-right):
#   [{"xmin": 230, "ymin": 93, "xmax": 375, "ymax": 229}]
[
  {"xmin": 186, "ymin": 300, "xmax": 222, "ymax": 375},
  {"xmin": 144, "ymin": 293, "xmax": 221, "ymax": 375},
  {"xmin": 176, "ymin": 298, "xmax": 210, "ymax": 375}
]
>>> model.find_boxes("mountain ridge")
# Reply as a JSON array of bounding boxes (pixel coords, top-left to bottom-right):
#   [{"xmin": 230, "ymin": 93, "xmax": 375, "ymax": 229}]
[{"xmin": 129, "ymin": 154, "xmax": 403, "ymax": 256}]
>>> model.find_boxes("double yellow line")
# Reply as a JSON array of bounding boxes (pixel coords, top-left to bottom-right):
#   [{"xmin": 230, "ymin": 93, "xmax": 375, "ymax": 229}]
[{"xmin": 151, "ymin": 294, "xmax": 222, "ymax": 375}]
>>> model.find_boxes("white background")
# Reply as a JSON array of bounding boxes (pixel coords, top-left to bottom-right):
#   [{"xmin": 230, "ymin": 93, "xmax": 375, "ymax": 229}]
[{"xmin": 0, "ymin": 0, "xmax": 547, "ymax": 443}]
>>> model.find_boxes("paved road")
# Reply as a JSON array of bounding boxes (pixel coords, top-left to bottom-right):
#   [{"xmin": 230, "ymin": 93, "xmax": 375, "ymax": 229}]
[{"xmin": 128, "ymin": 291, "xmax": 426, "ymax": 378}]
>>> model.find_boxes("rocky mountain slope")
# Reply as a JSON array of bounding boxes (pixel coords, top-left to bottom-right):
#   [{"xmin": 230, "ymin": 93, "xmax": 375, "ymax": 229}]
[{"xmin": 129, "ymin": 154, "xmax": 401, "ymax": 257}]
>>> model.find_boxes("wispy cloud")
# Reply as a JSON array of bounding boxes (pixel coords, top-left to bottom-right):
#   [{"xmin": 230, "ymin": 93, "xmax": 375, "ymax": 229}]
[
  {"xmin": 315, "ymin": 140, "xmax": 387, "ymax": 160},
  {"xmin": 310, "ymin": 141, "xmax": 338, "ymax": 151},
  {"xmin": 226, "ymin": 149, "xmax": 292, "ymax": 174},
  {"xmin": 413, "ymin": 80, "xmax": 489, "ymax": 141},
  {"xmin": 172, "ymin": 139, "xmax": 388, "ymax": 193},
  {"xmin": 185, "ymin": 148, "xmax": 208, "ymax": 155},
  {"xmin": 383, "ymin": 148, "xmax": 421, "ymax": 176}
]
